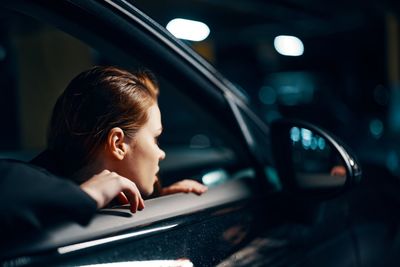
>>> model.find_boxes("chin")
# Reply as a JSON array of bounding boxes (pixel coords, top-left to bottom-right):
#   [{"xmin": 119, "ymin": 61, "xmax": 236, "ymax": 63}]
[
  {"xmin": 138, "ymin": 176, "xmax": 157, "ymax": 197},
  {"xmin": 140, "ymin": 186, "xmax": 153, "ymax": 198}
]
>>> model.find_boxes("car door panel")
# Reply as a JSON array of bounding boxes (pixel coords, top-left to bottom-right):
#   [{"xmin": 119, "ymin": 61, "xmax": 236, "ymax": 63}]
[{"xmin": 2, "ymin": 179, "xmax": 258, "ymax": 266}]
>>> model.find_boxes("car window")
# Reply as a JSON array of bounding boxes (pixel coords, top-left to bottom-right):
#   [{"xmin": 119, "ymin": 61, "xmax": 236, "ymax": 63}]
[{"xmin": 0, "ymin": 10, "xmax": 253, "ymax": 188}]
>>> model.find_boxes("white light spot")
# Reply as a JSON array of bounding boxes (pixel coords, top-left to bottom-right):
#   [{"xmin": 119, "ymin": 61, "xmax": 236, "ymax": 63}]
[
  {"xmin": 202, "ymin": 169, "xmax": 228, "ymax": 186},
  {"xmin": 301, "ymin": 128, "xmax": 312, "ymax": 141},
  {"xmin": 166, "ymin": 18, "xmax": 210, "ymax": 41},
  {"xmin": 274, "ymin": 35, "xmax": 304, "ymax": 56}
]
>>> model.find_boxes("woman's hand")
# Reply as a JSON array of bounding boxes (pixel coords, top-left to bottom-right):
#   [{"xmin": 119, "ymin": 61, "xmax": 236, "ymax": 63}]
[
  {"xmin": 161, "ymin": 179, "xmax": 208, "ymax": 196},
  {"xmin": 80, "ymin": 170, "xmax": 145, "ymax": 213}
]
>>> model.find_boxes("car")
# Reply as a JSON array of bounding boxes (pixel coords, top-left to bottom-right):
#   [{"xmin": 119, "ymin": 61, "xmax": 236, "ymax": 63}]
[{"xmin": 0, "ymin": 1, "xmax": 362, "ymax": 266}]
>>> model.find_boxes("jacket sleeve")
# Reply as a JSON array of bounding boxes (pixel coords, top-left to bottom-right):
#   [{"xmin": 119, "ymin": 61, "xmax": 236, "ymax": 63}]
[{"xmin": 0, "ymin": 159, "xmax": 97, "ymax": 238}]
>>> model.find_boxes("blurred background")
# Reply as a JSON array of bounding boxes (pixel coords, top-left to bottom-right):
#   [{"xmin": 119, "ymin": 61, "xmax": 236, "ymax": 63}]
[
  {"xmin": 132, "ymin": 0, "xmax": 400, "ymax": 175},
  {"xmin": 2, "ymin": 0, "xmax": 400, "ymax": 177}
]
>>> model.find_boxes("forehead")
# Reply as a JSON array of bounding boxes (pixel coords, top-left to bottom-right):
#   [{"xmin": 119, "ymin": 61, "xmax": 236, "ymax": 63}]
[{"xmin": 145, "ymin": 104, "xmax": 162, "ymax": 130}]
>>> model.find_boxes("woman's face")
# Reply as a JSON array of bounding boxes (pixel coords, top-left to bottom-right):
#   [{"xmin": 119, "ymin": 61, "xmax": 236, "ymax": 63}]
[{"xmin": 118, "ymin": 104, "xmax": 166, "ymax": 196}]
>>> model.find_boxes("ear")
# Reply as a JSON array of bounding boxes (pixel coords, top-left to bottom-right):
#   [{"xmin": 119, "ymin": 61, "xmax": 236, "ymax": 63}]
[{"xmin": 107, "ymin": 127, "xmax": 128, "ymax": 160}]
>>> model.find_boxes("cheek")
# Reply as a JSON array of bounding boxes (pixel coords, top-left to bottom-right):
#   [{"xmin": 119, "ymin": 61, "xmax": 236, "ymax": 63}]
[
  {"xmin": 141, "ymin": 139, "xmax": 159, "ymax": 160},
  {"xmin": 133, "ymin": 144, "xmax": 159, "ymax": 194},
  {"xmin": 133, "ymin": 141, "xmax": 158, "ymax": 168}
]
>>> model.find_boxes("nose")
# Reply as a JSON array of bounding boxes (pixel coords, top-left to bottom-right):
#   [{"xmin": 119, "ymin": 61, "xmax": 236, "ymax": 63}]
[{"xmin": 159, "ymin": 148, "xmax": 166, "ymax": 161}]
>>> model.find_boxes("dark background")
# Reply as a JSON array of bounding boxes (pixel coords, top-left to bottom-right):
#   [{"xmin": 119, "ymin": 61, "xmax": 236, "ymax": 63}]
[{"xmin": 133, "ymin": 0, "xmax": 400, "ymax": 175}]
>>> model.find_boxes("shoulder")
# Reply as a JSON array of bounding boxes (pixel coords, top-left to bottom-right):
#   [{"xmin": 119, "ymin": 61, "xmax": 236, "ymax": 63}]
[{"xmin": 1, "ymin": 158, "xmax": 54, "ymax": 177}]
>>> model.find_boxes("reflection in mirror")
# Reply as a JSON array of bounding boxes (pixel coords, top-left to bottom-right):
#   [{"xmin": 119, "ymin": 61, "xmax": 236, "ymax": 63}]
[
  {"xmin": 289, "ymin": 127, "xmax": 347, "ymax": 189},
  {"xmin": 271, "ymin": 118, "xmax": 361, "ymax": 197}
]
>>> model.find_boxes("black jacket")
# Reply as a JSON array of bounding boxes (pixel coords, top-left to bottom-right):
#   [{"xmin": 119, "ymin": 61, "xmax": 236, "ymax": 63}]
[{"xmin": 0, "ymin": 159, "xmax": 97, "ymax": 242}]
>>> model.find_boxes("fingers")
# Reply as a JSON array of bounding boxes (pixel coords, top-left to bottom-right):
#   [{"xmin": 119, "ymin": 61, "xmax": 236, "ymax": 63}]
[
  {"xmin": 82, "ymin": 171, "xmax": 206, "ymax": 214},
  {"xmin": 161, "ymin": 179, "xmax": 208, "ymax": 196},
  {"xmin": 120, "ymin": 179, "xmax": 145, "ymax": 213},
  {"xmin": 160, "ymin": 187, "xmax": 180, "ymax": 195},
  {"xmin": 184, "ymin": 180, "xmax": 207, "ymax": 195},
  {"xmin": 179, "ymin": 179, "xmax": 208, "ymax": 195},
  {"xmin": 80, "ymin": 170, "xmax": 146, "ymax": 213},
  {"xmin": 189, "ymin": 183, "xmax": 208, "ymax": 195},
  {"xmin": 123, "ymin": 190, "xmax": 138, "ymax": 213},
  {"xmin": 138, "ymin": 194, "xmax": 145, "ymax": 210},
  {"xmin": 117, "ymin": 192, "xmax": 129, "ymax": 205}
]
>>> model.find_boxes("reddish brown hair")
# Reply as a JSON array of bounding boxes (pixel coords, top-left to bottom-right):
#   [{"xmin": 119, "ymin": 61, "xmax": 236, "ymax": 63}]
[{"xmin": 47, "ymin": 66, "xmax": 159, "ymax": 177}]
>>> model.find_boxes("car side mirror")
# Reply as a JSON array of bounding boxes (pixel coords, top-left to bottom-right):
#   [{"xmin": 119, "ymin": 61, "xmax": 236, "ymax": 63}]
[{"xmin": 270, "ymin": 119, "xmax": 361, "ymax": 198}]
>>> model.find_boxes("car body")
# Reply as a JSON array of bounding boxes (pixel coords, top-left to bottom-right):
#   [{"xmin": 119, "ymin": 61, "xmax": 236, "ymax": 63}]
[{"xmin": 0, "ymin": 1, "xmax": 363, "ymax": 266}]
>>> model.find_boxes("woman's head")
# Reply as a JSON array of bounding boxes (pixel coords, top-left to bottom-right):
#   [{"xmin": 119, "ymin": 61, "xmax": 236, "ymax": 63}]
[{"xmin": 48, "ymin": 66, "xmax": 165, "ymax": 195}]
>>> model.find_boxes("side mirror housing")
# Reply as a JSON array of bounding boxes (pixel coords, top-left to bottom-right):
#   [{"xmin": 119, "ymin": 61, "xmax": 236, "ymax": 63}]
[{"xmin": 270, "ymin": 119, "xmax": 361, "ymax": 198}]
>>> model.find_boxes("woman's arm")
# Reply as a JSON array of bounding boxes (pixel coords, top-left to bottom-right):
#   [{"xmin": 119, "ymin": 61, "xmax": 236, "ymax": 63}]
[
  {"xmin": 0, "ymin": 160, "xmax": 97, "ymax": 240},
  {"xmin": 0, "ymin": 160, "xmax": 147, "ymax": 242}
]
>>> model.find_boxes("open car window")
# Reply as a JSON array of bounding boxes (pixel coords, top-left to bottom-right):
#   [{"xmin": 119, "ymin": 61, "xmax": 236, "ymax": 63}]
[{"xmin": 0, "ymin": 8, "xmax": 254, "ymax": 187}]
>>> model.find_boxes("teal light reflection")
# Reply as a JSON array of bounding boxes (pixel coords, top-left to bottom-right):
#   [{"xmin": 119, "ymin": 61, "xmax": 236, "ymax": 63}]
[
  {"xmin": 369, "ymin": 119, "xmax": 383, "ymax": 138},
  {"xmin": 310, "ymin": 137, "xmax": 318, "ymax": 150},
  {"xmin": 290, "ymin": 127, "xmax": 300, "ymax": 142},
  {"xmin": 318, "ymin": 137, "xmax": 326, "ymax": 150}
]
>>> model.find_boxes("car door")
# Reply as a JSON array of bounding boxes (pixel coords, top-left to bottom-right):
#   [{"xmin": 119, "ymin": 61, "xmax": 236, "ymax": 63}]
[{"xmin": 0, "ymin": 1, "xmax": 270, "ymax": 266}]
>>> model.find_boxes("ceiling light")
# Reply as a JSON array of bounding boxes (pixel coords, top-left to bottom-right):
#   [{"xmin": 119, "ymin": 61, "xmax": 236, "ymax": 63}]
[
  {"xmin": 166, "ymin": 18, "xmax": 210, "ymax": 41},
  {"xmin": 274, "ymin": 35, "xmax": 304, "ymax": 56}
]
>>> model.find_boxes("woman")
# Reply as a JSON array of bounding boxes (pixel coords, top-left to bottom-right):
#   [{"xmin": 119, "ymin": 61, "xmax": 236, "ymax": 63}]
[{"xmin": 33, "ymin": 66, "xmax": 207, "ymax": 213}]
